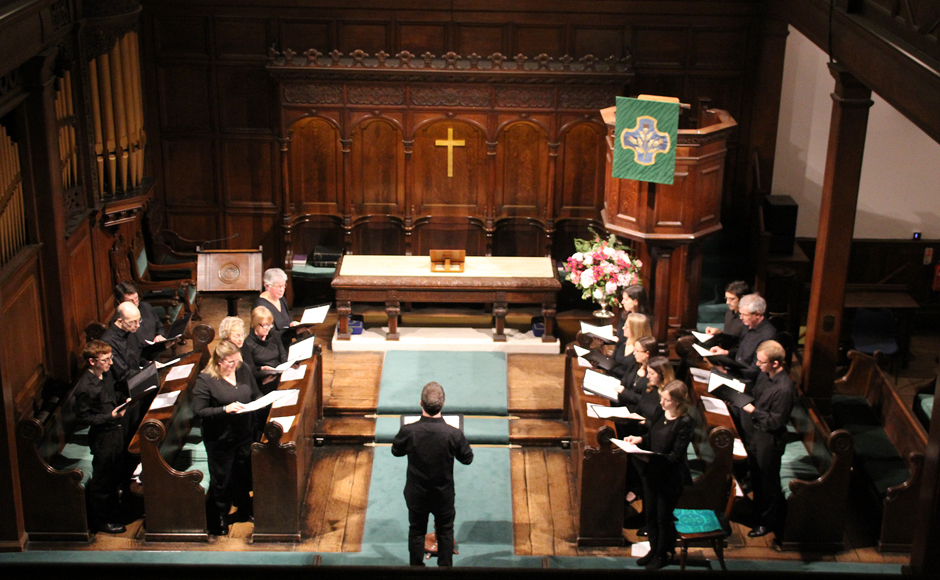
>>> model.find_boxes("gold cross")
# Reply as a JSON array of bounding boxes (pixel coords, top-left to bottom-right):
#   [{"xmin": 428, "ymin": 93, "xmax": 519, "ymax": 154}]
[{"xmin": 434, "ymin": 127, "xmax": 465, "ymax": 178}]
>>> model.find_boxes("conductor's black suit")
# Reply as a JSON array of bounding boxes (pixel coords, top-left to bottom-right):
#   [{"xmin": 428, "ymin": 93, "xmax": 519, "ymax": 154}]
[{"xmin": 391, "ymin": 416, "xmax": 473, "ymax": 566}]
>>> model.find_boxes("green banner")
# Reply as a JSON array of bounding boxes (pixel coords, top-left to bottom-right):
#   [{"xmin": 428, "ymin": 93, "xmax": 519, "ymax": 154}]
[{"xmin": 612, "ymin": 96, "xmax": 679, "ymax": 185}]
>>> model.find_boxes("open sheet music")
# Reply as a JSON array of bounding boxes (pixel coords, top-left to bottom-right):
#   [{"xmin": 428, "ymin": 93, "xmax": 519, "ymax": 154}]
[
  {"xmin": 586, "ymin": 402, "xmax": 644, "ymax": 420},
  {"xmin": 611, "ymin": 438, "xmax": 657, "ymax": 455},
  {"xmin": 579, "ymin": 321, "xmax": 616, "ymax": 343},
  {"xmin": 707, "ymin": 371, "xmax": 746, "ymax": 393},
  {"xmin": 299, "ymin": 304, "xmax": 330, "ymax": 325},
  {"xmin": 582, "ymin": 369, "xmax": 621, "ymax": 402},
  {"xmin": 237, "ymin": 389, "xmax": 291, "ymax": 413}
]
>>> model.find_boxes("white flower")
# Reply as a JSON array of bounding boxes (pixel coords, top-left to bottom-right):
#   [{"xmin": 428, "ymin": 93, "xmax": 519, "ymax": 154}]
[
  {"xmin": 593, "ymin": 287, "xmax": 604, "ymax": 300},
  {"xmin": 603, "ymin": 246, "xmax": 616, "ymax": 257},
  {"xmin": 583, "ymin": 254, "xmax": 593, "ymax": 266},
  {"xmin": 605, "ymin": 281, "xmax": 618, "ymax": 295},
  {"xmin": 580, "ymin": 270, "xmax": 595, "ymax": 288},
  {"xmin": 571, "ymin": 252, "xmax": 583, "ymax": 263}
]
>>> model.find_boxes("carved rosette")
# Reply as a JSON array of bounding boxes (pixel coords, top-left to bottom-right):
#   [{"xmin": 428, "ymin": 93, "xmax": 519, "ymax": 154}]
[
  {"xmin": 191, "ymin": 323, "xmax": 214, "ymax": 348},
  {"xmin": 140, "ymin": 420, "xmax": 167, "ymax": 444},
  {"xmin": 16, "ymin": 418, "xmax": 44, "ymax": 443},
  {"xmin": 284, "ymin": 84, "xmax": 343, "ymax": 104},
  {"xmin": 348, "ymin": 85, "xmax": 406, "ymax": 105},
  {"xmin": 411, "ymin": 86, "xmax": 490, "ymax": 107},
  {"xmin": 264, "ymin": 421, "xmax": 284, "ymax": 444},
  {"xmin": 710, "ymin": 426, "xmax": 734, "ymax": 450},
  {"xmin": 495, "ymin": 87, "xmax": 554, "ymax": 108},
  {"xmin": 829, "ymin": 429, "xmax": 854, "ymax": 455}
]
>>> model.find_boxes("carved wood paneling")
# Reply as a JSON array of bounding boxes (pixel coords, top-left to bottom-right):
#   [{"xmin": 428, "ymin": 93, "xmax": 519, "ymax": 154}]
[
  {"xmin": 413, "ymin": 219, "xmax": 485, "ymax": 256},
  {"xmin": 0, "ymin": 247, "xmax": 46, "ymax": 419},
  {"xmin": 161, "ymin": 137, "xmax": 216, "ymax": 205},
  {"xmin": 411, "ymin": 120, "xmax": 487, "ymax": 215},
  {"xmin": 157, "ymin": 65, "xmax": 211, "ymax": 130},
  {"xmin": 289, "ymin": 117, "xmax": 342, "ymax": 214},
  {"xmin": 495, "ymin": 121, "xmax": 549, "ymax": 217},
  {"xmin": 224, "ymin": 211, "xmax": 278, "ymax": 266},
  {"xmin": 554, "ymin": 121, "xmax": 607, "ymax": 217},
  {"xmin": 67, "ymin": 223, "xmax": 98, "ymax": 353},
  {"xmin": 153, "ymin": 16, "xmax": 210, "ymax": 58},
  {"xmin": 222, "ymin": 138, "xmax": 277, "ymax": 207},
  {"xmin": 216, "ymin": 18, "xmax": 270, "ymax": 59},
  {"xmin": 218, "ymin": 67, "xmax": 272, "ymax": 130},
  {"xmin": 349, "ymin": 118, "xmax": 405, "ymax": 214}
]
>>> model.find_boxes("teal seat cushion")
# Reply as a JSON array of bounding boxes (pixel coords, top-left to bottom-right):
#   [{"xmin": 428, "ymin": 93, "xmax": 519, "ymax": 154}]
[
  {"xmin": 292, "ymin": 264, "xmax": 336, "ymax": 280},
  {"xmin": 914, "ymin": 393, "xmax": 933, "ymax": 431},
  {"xmin": 171, "ymin": 427, "xmax": 209, "ymax": 491},
  {"xmin": 779, "ymin": 426, "xmax": 819, "ymax": 499},
  {"xmin": 840, "ymin": 424, "xmax": 908, "ymax": 497},
  {"xmin": 674, "ymin": 509, "xmax": 723, "ymax": 534},
  {"xmin": 48, "ymin": 427, "xmax": 93, "ymax": 487}
]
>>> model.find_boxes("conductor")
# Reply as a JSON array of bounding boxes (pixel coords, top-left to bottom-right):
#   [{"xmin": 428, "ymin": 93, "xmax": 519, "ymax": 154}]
[{"xmin": 391, "ymin": 382, "xmax": 473, "ymax": 567}]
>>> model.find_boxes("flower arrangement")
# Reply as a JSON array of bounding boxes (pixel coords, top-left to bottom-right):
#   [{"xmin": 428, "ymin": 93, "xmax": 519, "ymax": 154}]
[{"xmin": 563, "ymin": 232, "xmax": 643, "ymax": 309}]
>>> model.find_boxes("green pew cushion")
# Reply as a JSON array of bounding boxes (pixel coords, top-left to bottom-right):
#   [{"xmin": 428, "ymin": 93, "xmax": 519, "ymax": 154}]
[
  {"xmin": 48, "ymin": 427, "xmax": 93, "ymax": 487},
  {"xmin": 779, "ymin": 425, "xmax": 820, "ymax": 500},
  {"xmin": 292, "ymin": 264, "xmax": 336, "ymax": 280},
  {"xmin": 831, "ymin": 395, "xmax": 910, "ymax": 498},
  {"xmin": 170, "ymin": 427, "xmax": 210, "ymax": 491},
  {"xmin": 914, "ymin": 393, "xmax": 933, "ymax": 432}
]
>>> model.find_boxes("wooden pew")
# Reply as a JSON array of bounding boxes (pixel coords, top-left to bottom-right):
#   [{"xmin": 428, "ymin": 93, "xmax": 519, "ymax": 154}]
[
  {"xmin": 563, "ymin": 345, "xmax": 627, "ymax": 546},
  {"xmin": 131, "ymin": 350, "xmax": 207, "ymax": 542},
  {"xmin": 686, "ymin": 358, "xmax": 854, "ymax": 551},
  {"xmin": 251, "ymin": 344, "xmax": 324, "ymax": 542},
  {"xmin": 831, "ymin": 350, "xmax": 928, "ymax": 551},
  {"xmin": 15, "ymin": 386, "xmax": 91, "ymax": 542}
]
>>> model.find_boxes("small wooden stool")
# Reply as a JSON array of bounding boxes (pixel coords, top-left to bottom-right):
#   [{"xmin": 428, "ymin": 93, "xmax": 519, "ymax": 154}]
[
  {"xmin": 424, "ymin": 533, "xmax": 459, "ymax": 560},
  {"xmin": 674, "ymin": 508, "xmax": 728, "ymax": 571}
]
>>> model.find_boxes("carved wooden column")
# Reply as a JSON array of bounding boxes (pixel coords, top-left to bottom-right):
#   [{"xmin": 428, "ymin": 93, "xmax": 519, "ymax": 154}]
[
  {"xmin": 802, "ymin": 65, "xmax": 873, "ymax": 402},
  {"xmin": 602, "ymin": 108, "xmax": 737, "ymax": 342}
]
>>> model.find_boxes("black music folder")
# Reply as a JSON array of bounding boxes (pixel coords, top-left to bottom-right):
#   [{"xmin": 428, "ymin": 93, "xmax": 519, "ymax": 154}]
[
  {"xmin": 127, "ymin": 363, "xmax": 160, "ymax": 398},
  {"xmin": 708, "ymin": 384, "xmax": 754, "ymax": 409}
]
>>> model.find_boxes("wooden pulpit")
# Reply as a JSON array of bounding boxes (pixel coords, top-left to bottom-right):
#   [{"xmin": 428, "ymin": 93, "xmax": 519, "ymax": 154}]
[
  {"xmin": 601, "ymin": 107, "xmax": 737, "ymax": 340},
  {"xmin": 197, "ymin": 249, "xmax": 264, "ymax": 315}
]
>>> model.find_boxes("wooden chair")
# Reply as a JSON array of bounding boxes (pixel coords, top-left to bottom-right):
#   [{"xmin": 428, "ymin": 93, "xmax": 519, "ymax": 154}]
[
  {"xmin": 110, "ymin": 232, "xmax": 199, "ymax": 322},
  {"xmin": 675, "ymin": 503, "xmax": 732, "ymax": 572},
  {"xmin": 143, "ymin": 200, "xmax": 205, "ymax": 266}
]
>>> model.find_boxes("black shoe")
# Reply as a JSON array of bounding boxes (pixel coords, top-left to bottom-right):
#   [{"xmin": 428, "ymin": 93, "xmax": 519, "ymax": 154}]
[
  {"xmin": 636, "ymin": 553, "xmax": 655, "ymax": 566},
  {"xmin": 98, "ymin": 522, "xmax": 126, "ymax": 534},
  {"xmin": 645, "ymin": 556, "xmax": 669, "ymax": 571},
  {"xmin": 748, "ymin": 525, "xmax": 770, "ymax": 538},
  {"xmin": 215, "ymin": 516, "xmax": 230, "ymax": 536},
  {"xmin": 636, "ymin": 526, "xmax": 648, "ymax": 537}
]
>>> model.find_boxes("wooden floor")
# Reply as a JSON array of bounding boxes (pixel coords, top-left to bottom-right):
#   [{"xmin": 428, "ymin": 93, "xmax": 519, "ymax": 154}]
[{"xmin": 45, "ymin": 297, "xmax": 919, "ymax": 567}]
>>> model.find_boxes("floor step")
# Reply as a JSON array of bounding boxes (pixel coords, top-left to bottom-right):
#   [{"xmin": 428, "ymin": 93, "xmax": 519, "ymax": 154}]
[{"xmin": 509, "ymin": 418, "xmax": 570, "ymax": 446}]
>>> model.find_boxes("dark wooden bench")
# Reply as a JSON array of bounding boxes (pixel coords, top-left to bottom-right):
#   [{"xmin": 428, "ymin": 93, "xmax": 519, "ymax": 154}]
[
  {"xmin": 252, "ymin": 345, "xmax": 324, "ymax": 542},
  {"xmin": 563, "ymin": 339, "xmax": 737, "ymax": 546},
  {"xmin": 15, "ymin": 385, "xmax": 91, "ymax": 542},
  {"xmin": 130, "ymin": 350, "xmax": 208, "ymax": 542},
  {"xmin": 830, "ymin": 350, "xmax": 927, "ymax": 551},
  {"xmin": 687, "ymin": 359, "xmax": 854, "ymax": 551}
]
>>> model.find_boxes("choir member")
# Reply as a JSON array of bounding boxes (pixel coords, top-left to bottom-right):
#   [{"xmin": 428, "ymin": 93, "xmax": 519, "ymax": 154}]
[
  {"xmin": 241, "ymin": 306, "xmax": 287, "ymax": 394},
  {"xmin": 218, "ymin": 316, "xmax": 252, "ymax": 375},
  {"xmin": 253, "ymin": 268, "xmax": 297, "ymax": 333},
  {"xmin": 624, "ymin": 380, "xmax": 694, "ymax": 571},
  {"xmin": 740, "ymin": 340, "xmax": 796, "ymax": 539},
  {"xmin": 705, "ymin": 280, "xmax": 749, "ymax": 346},
  {"xmin": 616, "ymin": 336, "xmax": 659, "ymax": 409},
  {"xmin": 101, "ymin": 301, "xmax": 144, "ymax": 392},
  {"xmin": 192, "ymin": 340, "xmax": 261, "ymax": 535},
  {"xmin": 609, "ymin": 312, "xmax": 653, "ymax": 379},
  {"xmin": 113, "ymin": 281, "xmax": 167, "ymax": 347},
  {"xmin": 74, "ymin": 340, "xmax": 129, "ymax": 534},
  {"xmin": 709, "ymin": 293, "xmax": 777, "ymax": 382}
]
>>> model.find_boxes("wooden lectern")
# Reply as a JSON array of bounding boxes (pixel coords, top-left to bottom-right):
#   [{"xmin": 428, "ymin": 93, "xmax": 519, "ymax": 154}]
[
  {"xmin": 197, "ymin": 248, "xmax": 264, "ymax": 316},
  {"xmin": 601, "ymin": 107, "xmax": 737, "ymax": 341}
]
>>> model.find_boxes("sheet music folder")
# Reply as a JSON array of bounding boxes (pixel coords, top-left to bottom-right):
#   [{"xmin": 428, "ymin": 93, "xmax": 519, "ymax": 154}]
[
  {"xmin": 140, "ymin": 313, "xmax": 192, "ymax": 359},
  {"xmin": 127, "ymin": 363, "xmax": 160, "ymax": 398},
  {"xmin": 708, "ymin": 385, "xmax": 754, "ymax": 408},
  {"xmin": 400, "ymin": 414, "xmax": 464, "ymax": 432}
]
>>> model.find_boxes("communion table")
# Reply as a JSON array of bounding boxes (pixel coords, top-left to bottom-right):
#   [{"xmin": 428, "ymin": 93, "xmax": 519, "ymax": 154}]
[{"xmin": 332, "ymin": 255, "xmax": 561, "ymax": 342}]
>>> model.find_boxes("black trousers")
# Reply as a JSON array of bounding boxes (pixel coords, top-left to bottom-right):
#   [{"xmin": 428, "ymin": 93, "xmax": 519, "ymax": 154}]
[
  {"xmin": 406, "ymin": 494, "xmax": 456, "ymax": 567},
  {"xmin": 747, "ymin": 430, "xmax": 785, "ymax": 534},
  {"xmin": 87, "ymin": 426, "xmax": 126, "ymax": 527},
  {"xmin": 205, "ymin": 437, "xmax": 253, "ymax": 522},
  {"xmin": 642, "ymin": 470, "xmax": 682, "ymax": 559}
]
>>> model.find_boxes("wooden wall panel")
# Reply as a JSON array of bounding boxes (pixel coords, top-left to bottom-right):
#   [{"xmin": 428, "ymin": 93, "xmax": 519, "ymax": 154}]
[
  {"xmin": 168, "ymin": 211, "xmax": 219, "ymax": 244},
  {"xmin": 216, "ymin": 18, "xmax": 270, "ymax": 58},
  {"xmin": 413, "ymin": 221, "xmax": 485, "ymax": 256},
  {"xmin": 515, "ymin": 26, "xmax": 565, "ymax": 56},
  {"xmin": 162, "ymin": 137, "xmax": 217, "ymax": 206},
  {"xmin": 398, "ymin": 23, "xmax": 447, "ymax": 55},
  {"xmin": 555, "ymin": 122, "xmax": 607, "ymax": 217},
  {"xmin": 349, "ymin": 118, "xmax": 405, "ymax": 215},
  {"xmin": 222, "ymin": 139, "xmax": 277, "ymax": 207},
  {"xmin": 495, "ymin": 121, "xmax": 549, "ymax": 217},
  {"xmin": 493, "ymin": 222, "xmax": 544, "ymax": 257},
  {"xmin": 154, "ymin": 17, "xmax": 210, "ymax": 58},
  {"xmin": 290, "ymin": 118, "xmax": 342, "ymax": 214},
  {"xmin": 158, "ymin": 65, "xmax": 212, "ymax": 131},
  {"xmin": 338, "ymin": 22, "xmax": 389, "ymax": 54},
  {"xmin": 225, "ymin": 212, "xmax": 278, "ymax": 262},
  {"xmin": 218, "ymin": 67, "xmax": 272, "ymax": 130},
  {"xmin": 67, "ymin": 224, "xmax": 99, "ymax": 350},
  {"xmin": 0, "ymin": 249, "xmax": 46, "ymax": 419},
  {"xmin": 693, "ymin": 29, "xmax": 749, "ymax": 69},
  {"xmin": 411, "ymin": 121, "xmax": 487, "ymax": 215},
  {"xmin": 279, "ymin": 20, "xmax": 332, "ymax": 53},
  {"xmin": 573, "ymin": 27, "xmax": 624, "ymax": 58},
  {"xmin": 455, "ymin": 25, "xmax": 505, "ymax": 56},
  {"xmin": 351, "ymin": 220, "xmax": 405, "ymax": 255},
  {"xmin": 633, "ymin": 27, "xmax": 688, "ymax": 68}
]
